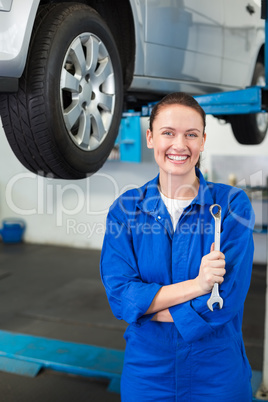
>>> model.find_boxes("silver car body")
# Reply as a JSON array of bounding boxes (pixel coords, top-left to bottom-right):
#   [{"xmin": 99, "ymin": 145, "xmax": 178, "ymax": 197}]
[
  {"xmin": 0, "ymin": 0, "xmax": 39, "ymax": 78},
  {"xmin": 129, "ymin": 0, "xmax": 265, "ymax": 95},
  {"xmin": 0, "ymin": 0, "xmax": 265, "ymax": 95}
]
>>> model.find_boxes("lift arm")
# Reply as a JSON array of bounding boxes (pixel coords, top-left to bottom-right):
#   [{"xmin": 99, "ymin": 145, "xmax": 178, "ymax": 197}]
[
  {"xmin": 195, "ymin": 86, "xmax": 268, "ymax": 116},
  {"xmin": 194, "ymin": 0, "xmax": 268, "ymax": 117}
]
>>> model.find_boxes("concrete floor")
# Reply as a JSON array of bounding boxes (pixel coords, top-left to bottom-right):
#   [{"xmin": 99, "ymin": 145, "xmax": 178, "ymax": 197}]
[
  {"xmin": 0, "ymin": 242, "xmax": 265, "ymax": 401},
  {"xmin": 0, "ymin": 243, "xmax": 123, "ymax": 401}
]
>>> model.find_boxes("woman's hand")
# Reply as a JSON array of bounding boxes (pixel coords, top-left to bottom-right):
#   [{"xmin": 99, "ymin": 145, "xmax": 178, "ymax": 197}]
[
  {"xmin": 195, "ymin": 243, "xmax": 226, "ymax": 294},
  {"xmin": 145, "ymin": 243, "xmax": 225, "ymax": 317}
]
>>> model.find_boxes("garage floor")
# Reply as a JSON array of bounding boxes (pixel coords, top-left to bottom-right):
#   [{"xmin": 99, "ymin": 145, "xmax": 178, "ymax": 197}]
[{"xmin": 0, "ymin": 242, "xmax": 265, "ymax": 401}]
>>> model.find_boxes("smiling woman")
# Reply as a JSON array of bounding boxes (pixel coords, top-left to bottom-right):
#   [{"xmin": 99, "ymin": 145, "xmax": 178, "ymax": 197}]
[
  {"xmin": 146, "ymin": 92, "xmax": 206, "ymax": 199},
  {"xmin": 147, "ymin": 100, "xmax": 205, "ymax": 199},
  {"xmin": 100, "ymin": 92, "xmax": 255, "ymax": 402}
]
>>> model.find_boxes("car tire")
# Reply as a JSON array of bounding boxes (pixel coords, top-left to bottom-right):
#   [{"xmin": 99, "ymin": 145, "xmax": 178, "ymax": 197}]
[
  {"xmin": 0, "ymin": 3, "xmax": 123, "ymax": 179},
  {"xmin": 228, "ymin": 62, "xmax": 268, "ymax": 145}
]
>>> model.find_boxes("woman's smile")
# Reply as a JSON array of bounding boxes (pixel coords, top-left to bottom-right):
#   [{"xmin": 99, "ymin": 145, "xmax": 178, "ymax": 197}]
[{"xmin": 166, "ymin": 154, "xmax": 189, "ymax": 163}]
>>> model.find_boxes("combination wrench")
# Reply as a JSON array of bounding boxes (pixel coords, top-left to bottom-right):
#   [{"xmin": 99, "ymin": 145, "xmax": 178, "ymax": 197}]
[{"xmin": 207, "ymin": 204, "xmax": 224, "ymax": 312}]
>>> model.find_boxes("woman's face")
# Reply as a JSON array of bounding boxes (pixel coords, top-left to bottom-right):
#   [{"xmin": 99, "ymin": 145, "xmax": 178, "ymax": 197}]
[{"xmin": 146, "ymin": 104, "xmax": 206, "ymax": 180}]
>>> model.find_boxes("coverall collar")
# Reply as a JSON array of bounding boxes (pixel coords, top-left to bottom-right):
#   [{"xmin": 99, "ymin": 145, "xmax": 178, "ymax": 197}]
[{"xmin": 137, "ymin": 168, "xmax": 214, "ymax": 214}]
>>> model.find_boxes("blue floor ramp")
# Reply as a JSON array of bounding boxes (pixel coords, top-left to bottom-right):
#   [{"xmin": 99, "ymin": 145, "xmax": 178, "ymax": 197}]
[
  {"xmin": 0, "ymin": 330, "xmax": 124, "ymax": 393},
  {"xmin": 0, "ymin": 330, "xmax": 264, "ymax": 398}
]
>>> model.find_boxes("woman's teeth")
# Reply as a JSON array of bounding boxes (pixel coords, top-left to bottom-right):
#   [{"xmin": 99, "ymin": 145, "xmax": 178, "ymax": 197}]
[{"xmin": 167, "ymin": 155, "xmax": 188, "ymax": 161}]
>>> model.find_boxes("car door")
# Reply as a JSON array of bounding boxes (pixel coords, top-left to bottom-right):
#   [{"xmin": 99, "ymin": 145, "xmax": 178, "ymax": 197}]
[
  {"xmin": 222, "ymin": 0, "xmax": 264, "ymax": 88},
  {"xmin": 144, "ymin": 0, "xmax": 224, "ymax": 85}
]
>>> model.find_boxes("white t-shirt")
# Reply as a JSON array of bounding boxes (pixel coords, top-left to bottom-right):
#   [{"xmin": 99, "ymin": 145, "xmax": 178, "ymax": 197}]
[{"xmin": 160, "ymin": 191, "xmax": 193, "ymax": 230}]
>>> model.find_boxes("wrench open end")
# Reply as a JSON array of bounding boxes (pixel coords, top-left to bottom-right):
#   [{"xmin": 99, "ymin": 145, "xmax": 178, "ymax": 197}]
[{"xmin": 207, "ymin": 296, "xmax": 223, "ymax": 312}]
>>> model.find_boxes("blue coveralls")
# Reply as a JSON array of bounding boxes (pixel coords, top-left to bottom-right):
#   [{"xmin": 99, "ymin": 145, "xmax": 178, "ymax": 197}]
[{"xmin": 100, "ymin": 169, "xmax": 255, "ymax": 401}]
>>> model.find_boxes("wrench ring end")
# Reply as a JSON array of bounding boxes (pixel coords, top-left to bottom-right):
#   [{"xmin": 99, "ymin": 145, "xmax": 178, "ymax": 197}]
[{"xmin": 209, "ymin": 204, "xmax": 222, "ymax": 220}]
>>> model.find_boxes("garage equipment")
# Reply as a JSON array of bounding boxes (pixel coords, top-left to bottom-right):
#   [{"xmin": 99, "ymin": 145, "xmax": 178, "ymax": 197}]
[
  {"xmin": 0, "ymin": 330, "xmax": 123, "ymax": 393},
  {"xmin": 207, "ymin": 204, "xmax": 224, "ymax": 312},
  {"xmin": 0, "ymin": 218, "xmax": 26, "ymax": 243}
]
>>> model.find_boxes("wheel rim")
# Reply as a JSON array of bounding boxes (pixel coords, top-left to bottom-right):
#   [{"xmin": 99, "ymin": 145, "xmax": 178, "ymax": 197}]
[
  {"xmin": 60, "ymin": 33, "xmax": 116, "ymax": 151},
  {"xmin": 255, "ymin": 76, "xmax": 268, "ymax": 133}
]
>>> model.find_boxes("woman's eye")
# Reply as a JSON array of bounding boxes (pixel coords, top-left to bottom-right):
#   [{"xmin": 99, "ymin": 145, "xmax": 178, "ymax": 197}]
[
  {"xmin": 187, "ymin": 133, "xmax": 198, "ymax": 138},
  {"xmin": 162, "ymin": 131, "xmax": 173, "ymax": 136}
]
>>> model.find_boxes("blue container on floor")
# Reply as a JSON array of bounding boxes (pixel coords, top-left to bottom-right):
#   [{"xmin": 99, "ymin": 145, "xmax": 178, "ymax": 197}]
[{"xmin": 0, "ymin": 219, "xmax": 26, "ymax": 243}]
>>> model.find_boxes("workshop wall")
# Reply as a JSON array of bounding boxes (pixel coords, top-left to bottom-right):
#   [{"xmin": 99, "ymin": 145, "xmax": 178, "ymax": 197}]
[{"xmin": 0, "ymin": 115, "xmax": 267, "ymax": 260}]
